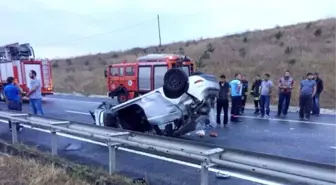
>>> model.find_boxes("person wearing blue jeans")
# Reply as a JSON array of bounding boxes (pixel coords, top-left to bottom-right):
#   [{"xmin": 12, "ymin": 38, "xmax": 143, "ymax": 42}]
[
  {"xmin": 30, "ymin": 98, "xmax": 44, "ymax": 115},
  {"xmin": 4, "ymin": 76, "xmax": 23, "ymax": 131},
  {"xmin": 312, "ymin": 72, "xmax": 323, "ymax": 116},
  {"xmin": 26, "ymin": 70, "xmax": 44, "ymax": 116},
  {"xmin": 259, "ymin": 73, "xmax": 273, "ymax": 118},
  {"xmin": 276, "ymin": 71, "xmax": 294, "ymax": 117}
]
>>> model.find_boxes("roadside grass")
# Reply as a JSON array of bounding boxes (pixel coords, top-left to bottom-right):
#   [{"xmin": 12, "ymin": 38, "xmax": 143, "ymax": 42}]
[{"xmin": 0, "ymin": 141, "xmax": 139, "ymax": 185}]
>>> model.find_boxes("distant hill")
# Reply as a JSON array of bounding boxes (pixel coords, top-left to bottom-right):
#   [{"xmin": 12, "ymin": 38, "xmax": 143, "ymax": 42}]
[{"xmin": 52, "ymin": 18, "xmax": 336, "ymax": 108}]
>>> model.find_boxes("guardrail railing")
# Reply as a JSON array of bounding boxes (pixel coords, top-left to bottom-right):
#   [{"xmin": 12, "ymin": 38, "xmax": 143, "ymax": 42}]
[{"xmin": 0, "ymin": 110, "xmax": 334, "ymax": 185}]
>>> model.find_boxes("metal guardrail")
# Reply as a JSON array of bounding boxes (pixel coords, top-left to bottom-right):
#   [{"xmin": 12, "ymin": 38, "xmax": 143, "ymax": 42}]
[{"xmin": 0, "ymin": 110, "xmax": 334, "ymax": 185}]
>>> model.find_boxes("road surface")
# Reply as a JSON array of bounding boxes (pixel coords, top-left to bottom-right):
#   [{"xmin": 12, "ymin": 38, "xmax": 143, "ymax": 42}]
[{"xmin": 0, "ymin": 94, "xmax": 334, "ymax": 185}]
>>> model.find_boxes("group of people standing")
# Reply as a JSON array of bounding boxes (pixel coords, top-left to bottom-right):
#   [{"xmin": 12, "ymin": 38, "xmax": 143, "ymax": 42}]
[
  {"xmin": 216, "ymin": 71, "xmax": 323, "ymax": 127},
  {"xmin": 3, "ymin": 70, "xmax": 44, "ymax": 131}
]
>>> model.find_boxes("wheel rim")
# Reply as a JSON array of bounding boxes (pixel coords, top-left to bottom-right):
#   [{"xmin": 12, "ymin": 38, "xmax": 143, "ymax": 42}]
[
  {"xmin": 120, "ymin": 95, "xmax": 127, "ymax": 101},
  {"xmin": 167, "ymin": 73, "xmax": 182, "ymax": 89}
]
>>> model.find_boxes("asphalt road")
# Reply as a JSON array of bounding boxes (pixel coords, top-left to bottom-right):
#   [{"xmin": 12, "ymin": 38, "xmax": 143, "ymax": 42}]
[{"xmin": 0, "ymin": 94, "xmax": 335, "ymax": 185}]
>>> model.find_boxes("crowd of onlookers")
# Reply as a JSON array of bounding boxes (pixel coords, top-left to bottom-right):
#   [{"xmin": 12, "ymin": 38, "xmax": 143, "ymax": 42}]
[
  {"xmin": 216, "ymin": 71, "xmax": 323, "ymax": 127},
  {"xmin": 3, "ymin": 70, "xmax": 44, "ymax": 132}
]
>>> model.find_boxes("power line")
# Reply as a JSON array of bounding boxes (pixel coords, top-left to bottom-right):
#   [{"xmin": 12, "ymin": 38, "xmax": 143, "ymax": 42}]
[
  {"xmin": 36, "ymin": 11, "xmax": 212, "ymax": 47},
  {"xmin": 38, "ymin": 18, "xmax": 156, "ymax": 46}
]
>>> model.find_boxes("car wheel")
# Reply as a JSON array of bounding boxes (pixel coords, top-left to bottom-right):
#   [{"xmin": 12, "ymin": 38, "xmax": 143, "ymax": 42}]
[
  {"xmin": 163, "ymin": 68, "xmax": 189, "ymax": 99},
  {"xmin": 117, "ymin": 92, "xmax": 128, "ymax": 104}
]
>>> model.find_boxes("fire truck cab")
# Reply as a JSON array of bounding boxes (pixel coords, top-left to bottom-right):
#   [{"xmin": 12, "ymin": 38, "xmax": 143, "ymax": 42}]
[
  {"xmin": 105, "ymin": 54, "xmax": 195, "ymax": 103},
  {"xmin": 0, "ymin": 42, "xmax": 53, "ymax": 102}
]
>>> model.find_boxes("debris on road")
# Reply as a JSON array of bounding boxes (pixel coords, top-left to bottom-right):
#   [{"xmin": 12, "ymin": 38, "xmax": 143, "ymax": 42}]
[
  {"xmin": 216, "ymin": 171, "xmax": 231, "ymax": 179},
  {"xmin": 132, "ymin": 177, "xmax": 147, "ymax": 184},
  {"xmin": 196, "ymin": 130, "xmax": 205, "ymax": 137},
  {"xmin": 210, "ymin": 132, "xmax": 218, "ymax": 137},
  {"xmin": 63, "ymin": 143, "xmax": 83, "ymax": 151}
]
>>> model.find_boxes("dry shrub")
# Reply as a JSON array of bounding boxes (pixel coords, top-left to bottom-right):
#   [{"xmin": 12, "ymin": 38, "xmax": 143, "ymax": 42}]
[
  {"xmin": 52, "ymin": 18, "xmax": 336, "ymax": 108},
  {"xmin": 0, "ymin": 155, "xmax": 89, "ymax": 185}
]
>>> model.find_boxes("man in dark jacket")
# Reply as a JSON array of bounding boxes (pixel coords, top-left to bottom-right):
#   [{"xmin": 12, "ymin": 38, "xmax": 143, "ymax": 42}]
[
  {"xmin": 312, "ymin": 72, "xmax": 323, "ymax": 116},
  {"xmin": 216, "ymin": 75, "xmax": 230, "ymax": 127},
  {"xmin": 276, "ymin": 71, "xmax": 294, "ymax": 117},
  {"xmin": 240, "ymin": 75, "xmax": 249, "ymax": 114},
  {"xmin": 250, "ymin": 74, "xmax": 262, "ymax": 115}
]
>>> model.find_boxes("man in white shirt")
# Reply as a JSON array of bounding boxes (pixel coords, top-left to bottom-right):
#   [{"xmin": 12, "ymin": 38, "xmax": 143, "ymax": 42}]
[{"xmin": 26, "ymin": 70, "xmax": 44, "ymax": 116}]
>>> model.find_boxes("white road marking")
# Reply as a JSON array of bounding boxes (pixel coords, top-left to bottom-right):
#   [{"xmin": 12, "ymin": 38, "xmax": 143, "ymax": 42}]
[
  {"xmin": 330, "ymin": 146, "xmax": 336, "ymax": 149},
  {"xmin": 0, "ymin": 119, "xmax": 280, "ymax": 185},
  {"xmin": 236, "ymin": 115, "xmax": 335, "ymax": 127},
  {"xmin": 66, "ymin": 110, "xmax": 335, "ymax": 127},
  {"xmin": 65, "ymin": 110, "xmax": 91, "ymax": 115},
  {"xmin": 44, "ymin": 97, "xmax": 101, "ymax": 105}
]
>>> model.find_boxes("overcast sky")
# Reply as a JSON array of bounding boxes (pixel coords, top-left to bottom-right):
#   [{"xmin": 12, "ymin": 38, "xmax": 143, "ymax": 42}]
[{"xmin": 1, "ymin": 0, "xmax": 335, "ymax": 59}]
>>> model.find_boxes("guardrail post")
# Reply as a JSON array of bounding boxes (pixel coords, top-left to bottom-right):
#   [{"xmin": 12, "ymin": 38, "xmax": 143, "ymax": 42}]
[
  {"xmin": 51, "ymin": 130, "xmax": 57, "ymax": 156},
  {"xmin": 10, "ymin": 121, "xmax": 18, "ymax": 144},
  {"xmin": 200, "ymin": 161, "xmax": 209, "ymax": 185},
  {"xmin": 108, "ymin": 143, "xmax": 117, "ymax": 174}
]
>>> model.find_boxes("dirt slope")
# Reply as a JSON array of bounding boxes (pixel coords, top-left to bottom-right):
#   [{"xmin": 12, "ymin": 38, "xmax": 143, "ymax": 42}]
[{"xmin": 52, "ymin": 18, "xmax": 336, "ymax": 108}]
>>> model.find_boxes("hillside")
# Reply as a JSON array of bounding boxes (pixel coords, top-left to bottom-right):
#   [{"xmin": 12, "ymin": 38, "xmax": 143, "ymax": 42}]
[{"xmin": 52, "ymin": 18, "xmax": 336, "ymax": 108}]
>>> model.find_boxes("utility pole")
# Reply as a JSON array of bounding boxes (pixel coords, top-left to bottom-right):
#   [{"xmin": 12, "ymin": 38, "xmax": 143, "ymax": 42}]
[{"xmin": 157, "ymin": 14, "xmax": 162, "ymax": 47}]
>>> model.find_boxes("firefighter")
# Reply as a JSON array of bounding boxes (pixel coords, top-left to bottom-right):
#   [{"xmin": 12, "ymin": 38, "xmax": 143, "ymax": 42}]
[
  {"xmin": 240, "ymin": 75, "xmax": 249, "ymax": 114},
  {"xmin": 250, "ymin": 74, "xmax": 262, "ymax": 115},
  {"xmin": 299, "ymin": 72, "xmax": 316, "ymax": 120},
  {"xmin": 229, "ymin": 73, "xmax": 242, "ymax": 122},
  {"xmin": 216, "ymin": 75, "xmax": 230, "ymax": 127},
  {"xmin": 276, "ymin": 71, "xmax": 294, "ymax": 117}
]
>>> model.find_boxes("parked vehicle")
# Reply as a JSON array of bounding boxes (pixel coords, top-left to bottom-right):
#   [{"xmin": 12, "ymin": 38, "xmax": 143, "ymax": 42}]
[
  {"xmin": 90, "ymin": 68, "xmax": 219, "ymax": 137},
  {"xmin": 0, "ymin": 42, "xmax": 53, "ymax": 101},
  {"xmin": 104, "ymin": 54, "xmax": 195, "ymax": 103}
]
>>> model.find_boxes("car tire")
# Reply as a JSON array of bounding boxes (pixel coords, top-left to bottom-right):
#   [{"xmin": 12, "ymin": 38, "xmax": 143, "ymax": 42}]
[
  {"xmin": 163, "ymin": 68, "xmax": 189, "ymax": 99},
  {"xmin": 117, "ymin": 92, "xmax": 128, "ymax": 104}
]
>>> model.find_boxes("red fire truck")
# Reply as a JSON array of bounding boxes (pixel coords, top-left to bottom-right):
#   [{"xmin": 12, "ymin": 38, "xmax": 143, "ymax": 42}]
[
  {"xmin": 0, "ymin": 42, "xmax": 53, "ymax": 101},
  {"xmin": 104, "ymin": 54, "xmax": 195, "ymax": 103}
]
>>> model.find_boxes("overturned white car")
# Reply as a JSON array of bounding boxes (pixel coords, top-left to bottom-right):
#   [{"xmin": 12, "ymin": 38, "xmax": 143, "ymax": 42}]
[{"xmin": 90, "ymin": 68, "xmax": 220, "ymax": 137}]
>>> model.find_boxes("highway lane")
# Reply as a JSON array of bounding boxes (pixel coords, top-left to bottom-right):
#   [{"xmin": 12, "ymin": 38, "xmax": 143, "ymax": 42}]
[
  {"xmin": 0, "ymin": 95, "xmax": 334, "ymax": 185},
  {"xmin": 0, "ymin": 98, "xmax": 264, "ymax": 185},
  {"xmin": 45, "ymin": 95, "xmax": 336, "ymax": 165},
  {"xmin": 0, "ymin": 124, "xmax": 263, "ymax": 185}
]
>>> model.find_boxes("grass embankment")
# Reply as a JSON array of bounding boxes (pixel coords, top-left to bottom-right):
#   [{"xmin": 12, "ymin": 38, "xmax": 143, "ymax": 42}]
[
  {"xmin": 0, "ymin": 141, "xmax": 137, "ymax": 185},
  {"xmin": 53, "ymin": 18, "xmax": 335, "ymax": 108},
  {"xmin": 0, "ymin": 154, "xmax": 91, "ymax": 185}
]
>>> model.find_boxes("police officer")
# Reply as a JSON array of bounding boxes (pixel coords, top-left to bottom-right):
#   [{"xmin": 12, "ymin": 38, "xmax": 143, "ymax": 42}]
[
  {"xmin": 250, "ymin": 74, "xmax": 262, "ymax": 115},
  {"xmin": 299, "ymin": 72, "xmax": 316, "ymax": 120},
  {"xmin": 216, "ymin": 75, "xmax": 230, "ymax": 127},
  {"xmin": 240, "ymin": 75, "xmax": 249, "ymax": 114},
  {"xmin": 276, "ymin": 71, "xmax": 294, "ymax": 117},
  {"xmin": 229, "ymin": 73, "xmax": 242, "ymax": 122}
]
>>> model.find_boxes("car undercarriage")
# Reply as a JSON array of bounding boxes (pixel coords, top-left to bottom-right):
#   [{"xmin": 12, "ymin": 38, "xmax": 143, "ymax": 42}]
[{"xmin": 90, "ymin": 69, "xmax": 219, "ymax": 137}]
